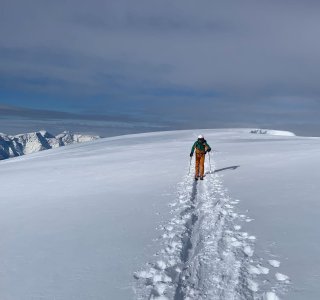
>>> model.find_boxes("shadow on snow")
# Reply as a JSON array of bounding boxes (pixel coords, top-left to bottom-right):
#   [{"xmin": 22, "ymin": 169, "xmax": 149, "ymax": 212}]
[{"xmin": 213, "ymin": 165, "xmax": 240, "ymax": 173}]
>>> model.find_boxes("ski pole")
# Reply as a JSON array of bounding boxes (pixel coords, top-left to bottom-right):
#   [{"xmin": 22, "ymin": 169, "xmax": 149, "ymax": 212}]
[
  {"xmin": 208, "ymin": 152, "xmax": 212, "ymax": 173},
  {"xmin": 188, "ymin": 157, "xmax": 192, "ymax": 175}
]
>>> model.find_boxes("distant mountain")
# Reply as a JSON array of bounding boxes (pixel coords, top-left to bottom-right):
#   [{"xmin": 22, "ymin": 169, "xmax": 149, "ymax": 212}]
[{"xmin": 0, "ymin": 130, "xmax": 100, "ymax": 160}]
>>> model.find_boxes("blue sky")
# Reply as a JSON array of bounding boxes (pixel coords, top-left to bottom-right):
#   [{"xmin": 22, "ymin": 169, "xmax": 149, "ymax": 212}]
[{"xmin": 1, "ymin": 0, "xmax": 320, "ymax": 136}]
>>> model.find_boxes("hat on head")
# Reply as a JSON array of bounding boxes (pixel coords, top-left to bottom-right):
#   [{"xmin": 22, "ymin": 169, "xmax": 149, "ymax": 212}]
[{"xmin": 198, "ymin": 135, "xmax": 204, "ymax": 139}]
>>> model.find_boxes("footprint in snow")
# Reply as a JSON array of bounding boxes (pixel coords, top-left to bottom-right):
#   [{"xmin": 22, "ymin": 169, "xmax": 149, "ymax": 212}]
[
  {"xmin": 247, "ymin": 278, "xmax": 259, "ymax": 292},
  {"xmin": 230, "ymin": 200, "xmax": 239, "ymax": 205},
  {"xmin": 275, "ymin": 272, "xmax": 290, "ymax": 282},
  {"xmin": 156, "ymin": 260, "xmax": 166, "ymax": 270},
  {"xmin": 231, "ymin": 239, "xmax": 243, "ymax": 248},
  {"xmin": 263, "ymin": 291, "xmax": 280, "ymax": 300},
  {"xmin": 257, "ymin": 264, "xmax": 269, "ymax": 275},
  {"xmin": 243, "ymin": 245, "xmax": 254, "ymax": 257},
  {"xmin": 230, "ymin": 212, "xmax": 238, "ymax": 218},
  {"xmin": 165, "ymin": 226, "xmax": 173, "ymax": 232},
  {"xmin": 248, "ymin": 264, "xmax": 269, "ymax": 275},
  {"xmin": 151, "ymin": 283, "xmax": 169, "ymax": 299},
  {"xmin": 268, "ymin": 259, "xmax": 280, "ymax": 268},
  {"xmin": 234, "ymin": 225, "xmax": 241, "ymax": 231},
  {"xmin": 241, "ymin": 232, "xmax": 249, "ymax": 238}
]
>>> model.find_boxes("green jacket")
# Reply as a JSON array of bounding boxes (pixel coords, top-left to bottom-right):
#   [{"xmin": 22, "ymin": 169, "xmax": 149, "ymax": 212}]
[{"xmin": 190, "ymin": 139, "xmax": 211, "ymax": 155}]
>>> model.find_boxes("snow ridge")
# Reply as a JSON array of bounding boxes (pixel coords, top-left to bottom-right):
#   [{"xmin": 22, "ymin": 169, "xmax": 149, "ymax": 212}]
[
  {"xmin": 0, "ymin": 130, "xmax": 100, "ymax": 160},
  {"xmin": 134, "ymin": 159, "xmax": 290, "ymax": 299}
]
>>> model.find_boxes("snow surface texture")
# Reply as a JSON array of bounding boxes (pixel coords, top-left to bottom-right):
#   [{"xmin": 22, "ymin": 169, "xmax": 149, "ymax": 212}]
[
  {"xmin": 134, "ymin": 162, "xmax": 286, "ymax": 299},
  {"xmin": 1, "ymin": 129, "xmax": 319, "ymax": 299},
  {"xmin": 0, "ymin": 130, "xmax": 99, "ymax": 159}
]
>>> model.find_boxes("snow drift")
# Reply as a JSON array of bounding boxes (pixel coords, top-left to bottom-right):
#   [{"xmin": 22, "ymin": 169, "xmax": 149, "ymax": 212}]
[{"xmin": 0, "ymin": 130, "xmax": 100, "ymax": 160}]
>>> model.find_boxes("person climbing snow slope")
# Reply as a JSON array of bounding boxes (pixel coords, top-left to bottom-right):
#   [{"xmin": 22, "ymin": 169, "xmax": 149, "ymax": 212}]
[{"xmin": 190, "ymin": 135, "xmax": 211, "ymax": 180}]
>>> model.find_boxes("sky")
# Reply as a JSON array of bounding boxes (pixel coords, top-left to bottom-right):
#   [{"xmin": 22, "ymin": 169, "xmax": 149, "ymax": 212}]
[{"xmin": 1, "ymin": 0, "xmax": 320, "ymax": 136}]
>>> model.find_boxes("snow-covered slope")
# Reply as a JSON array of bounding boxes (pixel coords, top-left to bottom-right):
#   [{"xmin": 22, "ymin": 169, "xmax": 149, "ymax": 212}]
[
  {"xmin": 0, "ymin": 129, "xmax": 319, "ymax": 300},
  {"xmin": 0, "ymin": 130, "xmax": 99, "ymax": 159}
]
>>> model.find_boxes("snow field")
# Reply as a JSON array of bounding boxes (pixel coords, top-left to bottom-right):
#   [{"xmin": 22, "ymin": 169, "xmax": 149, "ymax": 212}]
[
  {"xmin": 2, "ymin": 129, "xmax": 320, "ymax": 299},
  {"xmin": 134, "ymin": 157, "xmax": 288, "ymax": 299}
]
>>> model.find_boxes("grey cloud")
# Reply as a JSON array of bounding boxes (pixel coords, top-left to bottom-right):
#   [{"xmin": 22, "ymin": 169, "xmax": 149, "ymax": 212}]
[
  {"xmin": 0, "ymin": 104, "xmax": 169, "ymax": 136},
  {"xmin": 0, "ymin": 104, "xmax": 138, "ymax": 122},
  {"xmin": 2, "ymin": 0, "xmax": 320, "ymax": 135},
  {"xmin": 2, "ymin": 0, "xmax": 320, "ymax": 96}
]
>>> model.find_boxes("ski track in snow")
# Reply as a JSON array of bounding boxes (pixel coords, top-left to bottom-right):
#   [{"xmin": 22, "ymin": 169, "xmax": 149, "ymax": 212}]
[{"xmin": 134, "ymin": 159, "xmax": 290, "ymax": 299}]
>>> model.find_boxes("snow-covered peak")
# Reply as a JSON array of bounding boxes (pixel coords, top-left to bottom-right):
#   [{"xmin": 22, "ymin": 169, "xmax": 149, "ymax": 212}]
[
  {"xmin": 55, "ymin": 131, "xmax": 99, "ymax": 145},
  {"xmin": 0, "ymin": 130, "xmax": 100, "ymax": 160},
  {"xmin": 250, "ymin": 129, "xmax": 296, "ymax": 137}
]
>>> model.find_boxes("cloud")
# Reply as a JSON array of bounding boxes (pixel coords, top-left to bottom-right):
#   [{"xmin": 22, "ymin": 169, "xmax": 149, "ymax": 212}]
[
  {"xmin": 1, "ymin": 0, "xmax": 320, "ymax": 135},
  {"xmin": 2, "ymin": 0, "xmax": 320, "ymax": 94},
  {"xmin": 0, "ymin": 103, "xmax": 163, "ymax": 126},
  {"xmin": 0, "ymin": 104, "xmax": 168, "ymax": 136}
]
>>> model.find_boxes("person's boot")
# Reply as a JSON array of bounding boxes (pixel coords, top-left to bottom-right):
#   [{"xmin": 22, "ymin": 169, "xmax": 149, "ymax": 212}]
[
  {"xmin": 200, "ymin": 176, "xmax": 204, "ymax": 180},
  {"xmin": 195, "ymin": 176, "xmax": 199, "ymax": 181}
]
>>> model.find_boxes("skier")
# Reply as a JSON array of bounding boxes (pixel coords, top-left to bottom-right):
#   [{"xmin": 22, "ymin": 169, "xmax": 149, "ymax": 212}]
[{"xmin": 190, "ymin": 135, "xmax": 211, "ymax": 180}]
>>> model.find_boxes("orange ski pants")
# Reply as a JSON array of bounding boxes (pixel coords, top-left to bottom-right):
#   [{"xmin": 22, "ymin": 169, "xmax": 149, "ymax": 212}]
[{"xmin": 195, "ymin": 152, "xmax": 205, "ymax": 178}]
